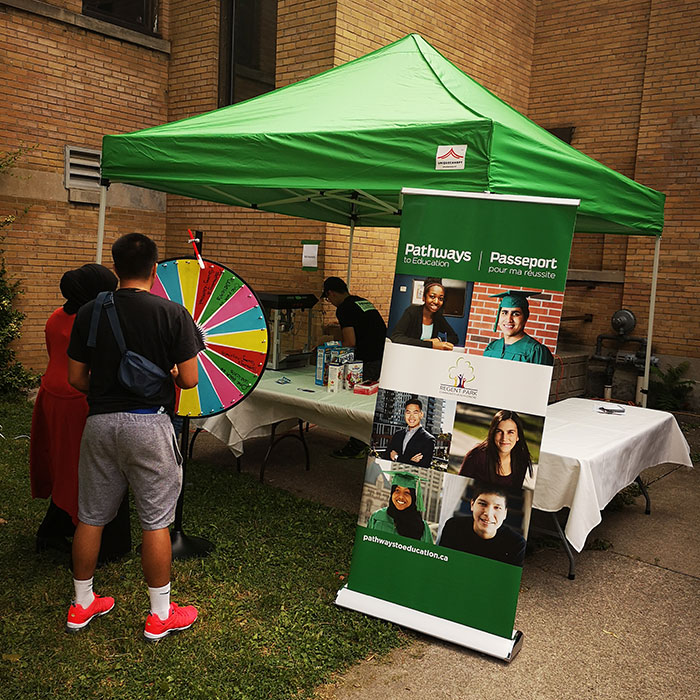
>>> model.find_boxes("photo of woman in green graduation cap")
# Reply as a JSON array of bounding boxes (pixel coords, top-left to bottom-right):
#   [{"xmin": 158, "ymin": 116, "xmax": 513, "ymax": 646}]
[
  {"xmin": 482, "ymin": 290, "xmax": 554, "ymax": 366},
  {"xmin": 366, "ymin": 470, "xmax": 433, "ymax": 543}
]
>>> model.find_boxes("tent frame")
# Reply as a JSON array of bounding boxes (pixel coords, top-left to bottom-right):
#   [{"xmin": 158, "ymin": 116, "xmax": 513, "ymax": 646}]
[{"xmin": 94, "ymin": 184, "xmax": 662, "ymax": 407}]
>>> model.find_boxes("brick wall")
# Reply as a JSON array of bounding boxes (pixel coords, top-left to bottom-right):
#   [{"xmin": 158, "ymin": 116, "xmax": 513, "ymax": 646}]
[
  {"xmin": 528, "ymin": 0, "xmax": 648, "ymax": 349},
  {"xmin": 334, "ymin": 0, "xmax": 537, "ymax": 112},
  {"xmin": 277, "ymin": 0, "xmax": 336, "ymax": 87},
  {"xmin": 624, "ymin": 0, "xmax": 700, "ymax": 359},
  {"xmin": 530, "ymin": 0, "xmax": 700, "ymax": 364},
  {"xmin": 0, "ymin": 1, "xmax": 169, "ymax": 370}
]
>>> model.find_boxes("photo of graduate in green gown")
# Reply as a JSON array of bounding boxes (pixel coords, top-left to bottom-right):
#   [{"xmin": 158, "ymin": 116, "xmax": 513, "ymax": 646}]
[
  {"xmin": 366, "ymin": 471, "xmax": 433, "ymax": 544},
  {"xmin": 482, "ymin": 290, "xmax": 554, "ymax": 366}
]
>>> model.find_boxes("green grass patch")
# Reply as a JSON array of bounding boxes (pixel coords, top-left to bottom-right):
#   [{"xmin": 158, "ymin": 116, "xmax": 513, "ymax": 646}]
[{"xmin": 0, "ymin": 397, "xmax": 405, "ymax": 699}]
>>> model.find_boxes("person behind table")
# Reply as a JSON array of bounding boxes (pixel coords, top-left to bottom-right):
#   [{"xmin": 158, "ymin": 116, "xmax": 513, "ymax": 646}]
[
  {"xmin": 66, "ymin": 233, "xmax": 205, "ymax": 640},
  {"xmin": 482, "ymin": 291, "xmax": 554, "ymax": 366},
  {"xmin": 438, "ymin": 482, "xmax": 526, "ymax": 566},
  {"xmin": 390, "ymin": 278, "xmax": 458, "ymax": 351},
  {"xmin": 29, "ymin": 263, "xmax": 132, "ymax": 561},
  {"xmin": 322, "ymin": 276, "xmax": 387, "ymax": 459},
  {"xmin": 458, "ymin": 409, "xmax": 533, "ymax": 490},
  {"xmin": 366, "ymin": 471, "xmax": 433, "ymax": 544},
  {"xmin": 384, "ymin": 398, "xmax": 436, "ymax": 469}
]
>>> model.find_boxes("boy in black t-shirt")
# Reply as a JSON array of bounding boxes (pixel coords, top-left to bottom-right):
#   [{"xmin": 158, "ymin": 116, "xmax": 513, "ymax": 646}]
[
  {"xmin": 321, "ymin": 276, "xmax": 387, "ymax": 458},
  {"xmin": 66, "ymin": 233, "xmax": 205, "ymax": 640}
]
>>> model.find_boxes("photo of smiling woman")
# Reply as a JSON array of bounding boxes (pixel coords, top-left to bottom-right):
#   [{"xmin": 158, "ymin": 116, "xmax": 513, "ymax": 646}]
[
  {"xmin": 390, "ymin": 278, "xmax": 458, "ymax": 351},
  {"xmin": 458, "ymin": 410, "xmax": 533, "ymax": 490},
  {"xmin": 367, "ymin": 471, "xmax": 433, "ymax": 543}
]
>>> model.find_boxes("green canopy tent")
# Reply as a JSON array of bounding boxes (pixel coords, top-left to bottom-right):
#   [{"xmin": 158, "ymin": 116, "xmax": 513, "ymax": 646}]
[{"xmin": 99, "ymin": 33, "xmax": 665, "ymax": 402}]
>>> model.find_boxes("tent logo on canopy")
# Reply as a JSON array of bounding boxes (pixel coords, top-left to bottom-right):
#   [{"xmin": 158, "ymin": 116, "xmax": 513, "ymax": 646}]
[{"xmin": 435, "ymin": 144, "xmax": 467, "ymax": 170}]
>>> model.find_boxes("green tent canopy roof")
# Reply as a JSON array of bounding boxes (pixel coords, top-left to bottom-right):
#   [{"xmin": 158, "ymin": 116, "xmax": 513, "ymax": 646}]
[{"xmin": 101, "ymin": 34, "xmax": 664, "ymax": 235}]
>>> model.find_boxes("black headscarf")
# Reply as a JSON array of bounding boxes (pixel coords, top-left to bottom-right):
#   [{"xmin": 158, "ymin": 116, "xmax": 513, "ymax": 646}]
[
  {"xmin": 386, "ymin": 485, "xmax": 426, "ymax": 540},
  {"xmin": 60, "ymin": 263, "xmax": 118, "ymax": 314}
]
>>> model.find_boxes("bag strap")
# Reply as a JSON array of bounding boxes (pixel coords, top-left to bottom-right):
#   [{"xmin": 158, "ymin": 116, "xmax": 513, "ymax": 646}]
[
  {"xmin": 102, "ymin": 292, "xmax": 127, "ymax": 355},
  {"xmin": 87, "ymin": 291, "xmax": 109, "ymax": 349}
]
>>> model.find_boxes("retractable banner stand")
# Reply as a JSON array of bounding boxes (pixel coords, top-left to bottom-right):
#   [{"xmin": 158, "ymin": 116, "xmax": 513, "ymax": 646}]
[{"xmin": 336, "ymin": 189, "xmax": 578, "ymax": 661}]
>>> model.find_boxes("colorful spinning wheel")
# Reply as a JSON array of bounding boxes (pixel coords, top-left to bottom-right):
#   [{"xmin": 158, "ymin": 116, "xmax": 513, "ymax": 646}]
[{"xmin": 152, "ymin": 258, "xmax": 268, "ymax": 417}]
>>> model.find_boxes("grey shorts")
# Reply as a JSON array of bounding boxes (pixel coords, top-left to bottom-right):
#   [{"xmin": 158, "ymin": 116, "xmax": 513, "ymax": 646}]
[{"xmin": 78, "ymin": 412, "xmax": 183, "ymax": 531}]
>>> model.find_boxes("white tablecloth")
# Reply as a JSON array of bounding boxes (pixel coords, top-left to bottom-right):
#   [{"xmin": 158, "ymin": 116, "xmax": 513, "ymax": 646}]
[
  {"xmin": 198, "ymin": 383, "xmax": 692, "ymax": 553},
  {"xmin": 533, "ymin": 398, "xmax": 693, "ymax": 551},
  {"xmin": 194, "ymin": 366, "xmax": 377, "ymax": 456}
]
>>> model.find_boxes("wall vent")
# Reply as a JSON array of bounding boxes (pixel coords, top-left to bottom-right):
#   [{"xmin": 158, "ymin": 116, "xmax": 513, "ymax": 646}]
[{"xmin": 64, "ymin": 146, "xmax": 101, "ymax": 189}]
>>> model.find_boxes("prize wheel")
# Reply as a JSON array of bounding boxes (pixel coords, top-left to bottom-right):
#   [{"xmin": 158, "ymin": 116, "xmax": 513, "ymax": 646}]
[{"xmin": 153, "ymin": 258, "xmax": 268, "ymax": 417}]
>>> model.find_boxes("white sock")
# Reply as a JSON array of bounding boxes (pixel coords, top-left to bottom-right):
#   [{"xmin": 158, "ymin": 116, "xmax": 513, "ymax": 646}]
[
  {"xmin": 73, "ymin": 577, "xmax": 94, "ymax": 608},
  {"xmin": 148, "ymin": 583, "xmax": 171, "ymax": 621}
]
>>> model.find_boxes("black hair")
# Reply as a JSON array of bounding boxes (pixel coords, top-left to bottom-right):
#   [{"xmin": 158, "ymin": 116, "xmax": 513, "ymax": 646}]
[
  {"xmin": 59, "ymin": 264, "xmax": 118, "ymax": 314},
  {"xmin": 404, "ymin": 397, "xmax": 422, "ymax": 411},
  {"xmin": 422, "ymin": 278, "xmax": 446, "ymax": 298},
  {"xmin": 470, "ymin": 481, "xmax": 510, "ymax": 508},
  {"xmin": 387, "ymin": 485, "xmax": 427, "ymax": 540},
  {"xmin": 322, "ymin": 276, "xmax": 349, "ymax": 295},
  {"xmin": 111, "ymin": 233, "xmax": 158, "ymax": 280}
]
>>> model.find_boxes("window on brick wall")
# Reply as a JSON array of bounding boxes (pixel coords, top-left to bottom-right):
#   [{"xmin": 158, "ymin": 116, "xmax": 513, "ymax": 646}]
[
  {"xmin": 83, "ymin": 1, "xmax": 159, "ymax": 36},
  {"xmin": 219, "ymin": 0, "xmax": 278, "ymax": 107},
  {"xmin": 546, "ymin": 126, "xmax": 575, "ymax": 144}
]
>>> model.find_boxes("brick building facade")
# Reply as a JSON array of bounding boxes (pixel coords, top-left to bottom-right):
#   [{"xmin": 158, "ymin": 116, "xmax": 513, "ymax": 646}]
[{"xmin": 1, "ymin": 0, "xmax": 697, "ymax": 402}]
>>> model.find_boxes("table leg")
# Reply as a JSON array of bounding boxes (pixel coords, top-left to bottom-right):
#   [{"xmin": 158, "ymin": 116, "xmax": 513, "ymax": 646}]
[
  {"xmin": 298, "ymin": 420, "xmax": 311, "ymax": 471},
  {"xmin": 550, "ymin": 513, "xmax": 576, "ymax": 580},
  {"xmin": 635, "ymin": 475, "xmax": 651, "ymax": 515},
  {"xmin": 259, "ymin": 419, "xmax": 311, "ymax": 483}
]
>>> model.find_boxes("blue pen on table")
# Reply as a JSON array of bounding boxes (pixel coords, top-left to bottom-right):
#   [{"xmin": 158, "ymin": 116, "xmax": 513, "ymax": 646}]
[{"xmin": 297, "ymin": 387, "xmax": 315, "ymax": 393}]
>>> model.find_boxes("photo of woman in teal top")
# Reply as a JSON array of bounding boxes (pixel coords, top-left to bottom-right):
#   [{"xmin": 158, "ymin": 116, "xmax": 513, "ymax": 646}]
[{"xmin": 366, "ymin": 471, "xmax": 433, "ymax": 543}]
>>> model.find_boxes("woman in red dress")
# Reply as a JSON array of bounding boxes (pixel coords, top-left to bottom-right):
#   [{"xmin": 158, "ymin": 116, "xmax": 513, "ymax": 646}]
[{"xmin": 30, "ymin": 264, "xmax": 129, "ymax": 558}]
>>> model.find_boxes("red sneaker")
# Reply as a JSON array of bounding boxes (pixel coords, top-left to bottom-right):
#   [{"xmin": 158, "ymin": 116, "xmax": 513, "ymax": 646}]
[
  {"xmin": 66, "ymin": 594, "xmax": 115, "ymax": 632},
  {"xmin": 144, "ymin": 602, "xmax": 198, "ymax": 641}
]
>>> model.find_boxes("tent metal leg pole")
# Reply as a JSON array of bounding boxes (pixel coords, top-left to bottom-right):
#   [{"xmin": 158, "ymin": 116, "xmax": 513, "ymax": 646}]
[
  {"xmin": 96, "ymin": 185, "xmax": 107, "ymax": 264},
  {"xmin": 347, "ymin": 206, "xmax": 356, "ymax": 286},
  {"xmin": 347, "ymin": 218, "xmax": 355, "ymax": 285},
  {"xmin": 641, "ymin": 234, "xmax": 661, "ymax": 407}
]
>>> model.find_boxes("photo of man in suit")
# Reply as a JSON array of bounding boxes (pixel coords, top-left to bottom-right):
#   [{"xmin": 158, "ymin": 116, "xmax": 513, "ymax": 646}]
[{"xmin": 384, "ymin": 398, "xmax": 436, "ymax": 469}]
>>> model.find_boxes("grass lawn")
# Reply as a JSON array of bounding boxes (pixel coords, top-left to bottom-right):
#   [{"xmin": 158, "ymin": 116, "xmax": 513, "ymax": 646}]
[{"xmin": 0, "ymin": 397, "xmax": 405, "ymax": 700}]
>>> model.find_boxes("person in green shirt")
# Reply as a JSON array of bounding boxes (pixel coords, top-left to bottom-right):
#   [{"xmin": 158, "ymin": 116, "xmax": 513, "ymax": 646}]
[
  {"xmin": 366, "ymin": 471, "xmax": 433, "ymax": 543},
  {"xmin": 482, "ymin": 291, "xmax": 554, "ymax": 366}
]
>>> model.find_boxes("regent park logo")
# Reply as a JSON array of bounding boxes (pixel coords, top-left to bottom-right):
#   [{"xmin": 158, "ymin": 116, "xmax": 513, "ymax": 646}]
[{"xmin": 439, "ymin": 356, "xmax": 479, "ymax": 399}]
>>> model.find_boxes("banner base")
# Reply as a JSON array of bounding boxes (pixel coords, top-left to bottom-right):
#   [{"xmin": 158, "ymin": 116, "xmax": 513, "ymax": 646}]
[{"xmin": 335, "ymin": 586, "xmax": 523, "ymax": 662}]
